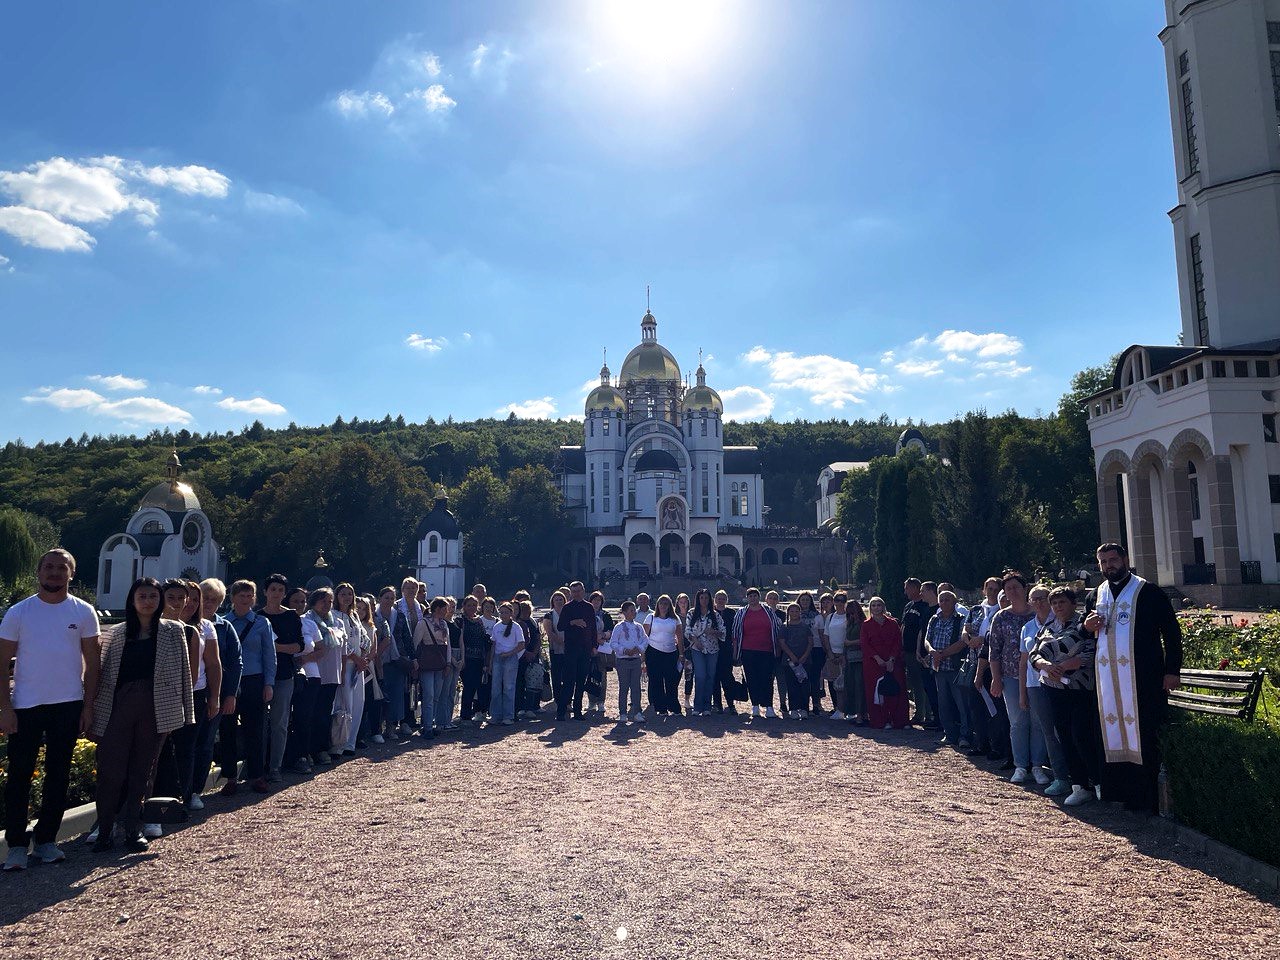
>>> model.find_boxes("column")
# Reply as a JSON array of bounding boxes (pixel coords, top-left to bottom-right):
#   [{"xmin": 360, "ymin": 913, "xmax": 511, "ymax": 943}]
[
  {"xmin": 1164, "ymin": 463, "xmax": 1195, "ymax": 581},
  {"xmin": 1096, "ymin": 473, "xmax": 1123, "ymax": 545},
  {"xmin": 1127, "ymin": 468, "xmax": 1159, "ymax": 584},
  {"xmin": 1206, "ymin": 455, "xmax": 1242, "ymax": 585}
]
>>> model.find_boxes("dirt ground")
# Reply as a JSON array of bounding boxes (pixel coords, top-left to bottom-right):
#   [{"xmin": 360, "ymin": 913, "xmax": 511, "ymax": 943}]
[{"xmin": 2, "ymin": 713, "xmax": 1278, "ymax": 959}]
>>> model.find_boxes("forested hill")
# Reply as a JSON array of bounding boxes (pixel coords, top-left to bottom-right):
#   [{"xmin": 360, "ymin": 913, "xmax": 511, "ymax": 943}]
[{"xmin": 0, "ymin": 415, "xmax": 908, "ymax": 589}]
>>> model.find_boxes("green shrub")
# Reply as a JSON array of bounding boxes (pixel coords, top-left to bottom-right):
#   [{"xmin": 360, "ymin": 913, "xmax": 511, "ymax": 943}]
[
  {"xmin": 1178, "ymin": 610, "xmax": 1280, "ymax": 679},
  {"xmin": 1163, "ymin": 712, "xmax": 1280, "ymax": 867},
  {"xmin": 0, "ymin": 734, "xmax": 97, "ymax": 822}
]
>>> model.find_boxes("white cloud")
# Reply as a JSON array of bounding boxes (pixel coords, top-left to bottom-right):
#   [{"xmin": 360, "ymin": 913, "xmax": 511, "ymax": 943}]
[
  {"xmin": 470, "ymin": 43, "xmax": 489, "ymax": 74},
  {"xmin": 334, "ymin": 89, "xmax": 395, "ymax": 118},
  {"xmin": 95, "ymin": 157, "xmax": 230, "ymax": 198},
  {"xmin": 217, "ymin": 396, "xmax": 287, "ymax": 416},
  {"xmin": 87, "ymin": 373, "xmax": 148, "ymax": 391},
  {"xmin": 720, "ymin": 386, "xmax": 775, "ymax": 421},
  {"xmin": 931, "ymin": 329, "xmax": 1023, "ymax": 357},
  {"xmin": 243, "ymin": 190, "xmax": 305, "ymax": 216},
  {"xmin": 406, "ymin": 333, "xmax": 448, "ymax": 353},
  {"xmin": 461, "ymin": 332, "xmax": 472, "ymax": 341},
  {"xmin": 411, "ymin": 84, "xmax": 457, "ymax": 113},
  {"xmin": 497, "ymin": 397, "xmax": 557, "ymax": 419},
  {"xmin": 192, "ymin": 384, "xmax": 223, "ymax": 395},
  {"xmin": 743, "ymin": 346, "xmax": 882, "ymax": 408},
  {"xmin": 895, "ymin": 359, "xmax": 943, "ymax": 378},
  {"xmin": 0, "ymin": 157, "xmax": 146, "ymax": 224},
  {"xmin": 879, "ymin": 350, "xmax": 896, "ymax": 365},
  {"xmin": 23, "ymin": 386, "xmax": 192, "ymax": 424},
  {"xmin": 422, "ymin": 53, "xmax": 442, "ymax": 77},
  {"xmin": 0, "ymin": 206, "xmax": 95, "ymax": 251}
]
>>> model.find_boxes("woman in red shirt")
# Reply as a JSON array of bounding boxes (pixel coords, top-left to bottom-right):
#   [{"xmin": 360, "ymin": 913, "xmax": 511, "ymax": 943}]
[
  {"xmin": 731, "ymin": 588, "xmax": 781, "ymax": 719},
  {"xmin": 861, "ymin": 597, "xmax": 909, "ymax": 729}
]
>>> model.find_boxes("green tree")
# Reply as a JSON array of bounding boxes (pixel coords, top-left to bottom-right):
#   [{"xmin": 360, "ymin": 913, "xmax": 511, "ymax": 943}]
[
  {"xmin": 873, "ymin": 457, "xmax": 911, "ymax": 610},
  {"xmin": 452, "ymin": 466, "xmax": 511, "ymax": 588},
  {"xmin": 0, "ymin": 508, "xmax": 38, "ymax": 586}
]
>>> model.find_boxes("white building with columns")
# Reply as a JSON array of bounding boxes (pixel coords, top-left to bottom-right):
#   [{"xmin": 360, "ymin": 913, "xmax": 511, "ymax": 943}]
[
  {"xmin": 556, "ymin": 309, "xmax": 765, "ymax": 580},
  {"xmin": 1086, "ymin": 0, "xmax": 1280, "ymax": 605}
]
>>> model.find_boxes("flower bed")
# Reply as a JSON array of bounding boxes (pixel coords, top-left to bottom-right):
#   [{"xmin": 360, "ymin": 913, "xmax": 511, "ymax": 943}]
[{"xmin": 0, "ymin": 735, "xmax": 97, "ymax": 823}]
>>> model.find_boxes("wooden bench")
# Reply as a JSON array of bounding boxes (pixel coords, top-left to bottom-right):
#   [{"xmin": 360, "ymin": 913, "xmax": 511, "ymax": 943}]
[{"xmin": 1170, "ymin": 668, "xmax": 1267, "ymax": 722}]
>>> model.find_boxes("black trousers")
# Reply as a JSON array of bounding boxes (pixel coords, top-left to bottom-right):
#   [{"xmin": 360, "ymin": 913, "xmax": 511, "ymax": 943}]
[
  {"xmin": 95, "ymin": 680, "xmax": 166, "ymax": 838},
  {"xmin": 645, "ymin": 647, "xmax": 680, "ymax": 713},
  {"xmin": 174, "ymin": 688, "xmax": 208, "ymax": 801},
  {"xmin": 310, "ymin": 682, "xmax": 338, "ymax": 759},
  {"xmin": 3, "ymin": 699, "xmax": 82, "ymax": 849},
  {"xmin": 549, "ymin": 651, "xmax": 566, "ymax": 705},
  {"xmin": 460, "ymin": 659, "xmax": 487, "ymax": 718},
  {"xmin": 287, "ymin": 676, "xmax": 319, "ymax": 767},
  {"xmin": 1049, "ymin": 686, "xmax": 1103, "ymax": 789},
  {"xmin": 555, "ymin": 648, "xmax": 590, "ymax": 717},
  {"xmin": 713, "ymin": 641, "xmax": 736, "ymax": 710},
  {"xmin": 741, "ymin": 650, "xmax": 775, "ymax": 708},
  {"xmin": 219, "ymin": 673, "xmax": 267, "ymax": 780}
]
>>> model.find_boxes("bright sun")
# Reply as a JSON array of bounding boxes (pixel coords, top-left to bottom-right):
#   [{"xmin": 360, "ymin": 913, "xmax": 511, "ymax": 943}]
[{"xmin": 589, "ymin": 0, "xmax": 732, "ymax": 69}]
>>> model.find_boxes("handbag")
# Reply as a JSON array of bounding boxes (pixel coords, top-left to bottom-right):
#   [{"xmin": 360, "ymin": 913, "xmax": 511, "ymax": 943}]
[
  {"xmin": 956, "ymin": 652, "xmax": 978, "ymax": 689},
  {"xmin": 540, "ymin": 658, "xmax": 554, "ymax": 703},
  {"xmin": 584, "ymin": 663, "xmax": 604, "ymax": 700},
  {"xmin": 140, "ymin": 796, "xmax": 189, "ymax": 825},
  {"xmin": 729, "ymin": 670, "xmax": 750, "ymax": 703},
  {"xmin": 330, "ymin": 709, "xmax": 352, "ymax": 751},
  {"xmin": 416, "ymin": 639, "xmax": 449, "ymax": 672},
  {"xmin": 525, "ymin": 659, "xmax": 545, "ymax": 692}
]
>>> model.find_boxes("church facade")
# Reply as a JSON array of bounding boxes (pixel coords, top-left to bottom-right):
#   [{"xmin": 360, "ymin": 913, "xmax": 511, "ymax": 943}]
[
  {"xmin": 96, "ymin": 451, "xmax": 225, "ymax": 612},
  {"xmin": 1085, "ymin": 0, "xmax": 1280, "ymax": 606}
]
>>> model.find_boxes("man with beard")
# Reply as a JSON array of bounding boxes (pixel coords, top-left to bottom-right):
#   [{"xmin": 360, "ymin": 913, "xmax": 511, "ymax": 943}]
[{"xmin": 1083, "ymin": 543, "xmax": 1182, "ymax": 813}]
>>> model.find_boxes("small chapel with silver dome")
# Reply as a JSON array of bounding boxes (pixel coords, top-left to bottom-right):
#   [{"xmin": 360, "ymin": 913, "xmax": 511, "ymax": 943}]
[{"xmin": 556, "ymin": 309, "xmax": 765, "ymax": 581}]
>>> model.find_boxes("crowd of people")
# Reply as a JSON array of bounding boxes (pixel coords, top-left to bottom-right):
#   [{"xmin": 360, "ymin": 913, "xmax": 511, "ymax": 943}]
[{"xmin": 0, "ymin": 541, "xmax": 1183, "ymax": 872}]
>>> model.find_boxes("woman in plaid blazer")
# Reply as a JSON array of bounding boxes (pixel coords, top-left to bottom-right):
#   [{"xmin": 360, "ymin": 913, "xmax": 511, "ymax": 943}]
[{"xmin": 90, "ymin": 577, "xmax": 195, "ymax": 852}]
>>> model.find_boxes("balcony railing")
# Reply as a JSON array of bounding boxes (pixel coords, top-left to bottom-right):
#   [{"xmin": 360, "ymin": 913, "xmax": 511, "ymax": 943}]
[{"xmin": 1241, "ymin": 560, "xmax": 1262, "ymax": 585}]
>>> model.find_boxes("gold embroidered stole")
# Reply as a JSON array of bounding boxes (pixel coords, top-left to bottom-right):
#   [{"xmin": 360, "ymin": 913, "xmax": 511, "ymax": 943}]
[{"xmin": 1095, "ymin": 575, "xmax": 1144, "ymax": 765}]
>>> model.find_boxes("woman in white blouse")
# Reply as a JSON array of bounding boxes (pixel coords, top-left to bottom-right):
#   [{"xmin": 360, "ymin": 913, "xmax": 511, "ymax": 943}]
[{"xmin": 644, "ymin": 595, "xmax": 684, "ymax": 717}]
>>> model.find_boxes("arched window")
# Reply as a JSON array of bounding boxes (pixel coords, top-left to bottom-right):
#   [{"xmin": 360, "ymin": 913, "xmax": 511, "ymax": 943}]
[
  {"xmin": 141, "ymin": 519, "xmax": 164, "ymax": 535},
  {"xmin": 761, "ymin": 548, "xmax": 779, "ymax": 565},
  {"xmin": 429, "ymin": 534, "xmax": 440, "ymax": 554},
  {"xmin": 782, "ymin": 548, "xmax": 800, "ymax": 565}
]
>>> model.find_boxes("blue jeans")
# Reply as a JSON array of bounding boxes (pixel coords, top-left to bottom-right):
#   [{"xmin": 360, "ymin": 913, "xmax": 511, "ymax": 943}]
[
  {"xmin": 434, "ymin": 662, "xmax": 458, "ymax": 728},
  {"xmin": 489, "ymin": 654, "xmax": 520, "ymax": 723},
  {"xmin": 1027, "ymin": 686, "xmax": 1068, "ymax": 779},
  {"xmin": 934, "ymin": 670, "xmax": 968, "ymax": 744},
  {"xmin": 691, "ymin": 649, "xmax": 718, "ymax": 713},
  {"xmin": 382, "ymin": 662, "xmax": 408, "ymax": 727},
  {"xmin": 1004, "ymin": 684, "xmax": 1047, "ymax": 771},
  {"xmin": 419, "ymin": 670, "xmax": 445, "ymax": 730}
]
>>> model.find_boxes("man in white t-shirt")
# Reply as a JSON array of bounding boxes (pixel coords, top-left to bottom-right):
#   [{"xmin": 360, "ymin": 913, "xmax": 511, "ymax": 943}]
[{"xmin": 0, "ymin": 549, "xmax": 100, "ymax": 871}]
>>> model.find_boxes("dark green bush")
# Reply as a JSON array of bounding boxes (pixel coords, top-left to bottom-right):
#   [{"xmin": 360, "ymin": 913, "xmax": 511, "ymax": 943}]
[{"xmin": 1163, "ymin": 712, "xmax": 1280, "ymax": 867}]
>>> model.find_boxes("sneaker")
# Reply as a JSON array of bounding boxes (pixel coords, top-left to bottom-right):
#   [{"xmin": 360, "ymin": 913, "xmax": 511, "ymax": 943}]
[
  {"xmin": 32, "ymin": 842, "xmax": 65, "ymax": 864},
  {"xmin": 751, "ymin": 705, "xmax": 761, "ymax": 718},
  {"xmin": 313, "ymin": 753, "xmax": 332, "ymax": 766},
  {"xmin": 472, "ymin": 712, "xmax": 485, "ymax": 723},
  {"xmin": 830, "ymin": 710, "xmax": 846, "ymax": 721},
  {"xmin": 884, "ymin": 723, "xmax": 893, "ymax": 730},
  {"xmin": 765, "ymin": 707, "xmax": 778, "ymax": 719},
  {"xmin": 86, "ymin": 823, "xmax": 100, "ymax": 843},
  {"xmin": 3, "ymin": 847, "xmax": 28, "ymax": 871},
  {"xmin": 1011, "ymin": 767, "xmax": 1029, "ymax": 784},
  {"xmin": 1033, "ymin": 768, "xmax": 1052, "ymax": 786},
  {"xmin": 633, "ymin": 712, "xmax": 646, "ymax": 723},
  {"xmin": 1095, "ymin": 785, "xmax": 1103, "ymax": 801},
  {"xmin": 219, "ymin": 780, "xmax": 239, "ymax": 797},
  {"xmin": 123, "ymin": 833, "xmax": 149, "ymax": 853},
  {"xmin": 371, "ymin": 734, "xmax": 385, "ymax": 744},
  {"xmin": 142, "ymin": 823, "xmax": 163, "ymax": 839},
  {"xmin": 187, "ymin": 794, "xmax": 205, "ymax": 811},
  {"xmin": 1044, "ymin": 779, "xmax": 1072, "ymax": 797},
  {"xmin": 1064, "ymin": 785, "xmax": 1093, "ymax": 807},
  {"xmin": 399, "ymin": 722, "xmax": 415, "ymax": 736}
]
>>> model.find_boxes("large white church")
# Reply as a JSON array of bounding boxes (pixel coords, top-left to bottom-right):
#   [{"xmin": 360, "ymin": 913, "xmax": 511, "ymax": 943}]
[
  {"xmin": 1086, "ymin": 0, "xmax": 1280, "ymax": 606},
  {"xmin": 557, "ymin": 309, "xmax": 766, "ymax": 580}
]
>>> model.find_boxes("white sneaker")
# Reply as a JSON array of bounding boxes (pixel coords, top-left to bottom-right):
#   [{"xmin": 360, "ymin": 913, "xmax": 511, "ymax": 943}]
[
  {"xmin": 633, "ymin": 712, "xmax": 646, "ymax": 723},
  {"xmin": 830, "ymin": 710, "xmax": 846, "ymax": 720},
  {"xmin": 1064, "ymin": 785, "xmax": 1093, "ymax": 807},
  {"xmin": 3, "ymin": 847, "xmax": 27, "ymax": 871},
  {"xmin": 187, "ymin": 794, "xmax": 205, "ymax": 811},
  {"xmin": 751, "ymin": 705, "xmax": 761, "ymax": 718},
  {"xmin": 1033, "ymin": 768, "xmax": 1052, "ymax": 786},
  {"xmin": 1011, "ymin": 767, "xmax": 1029, "ymax": 784},
  {"xmin": 765, "ymin": 707, "xmax": 778, "ymax": 719},
  {"xmin": 371, "ymin": 734, "xmax": 385, "ymax": 744},
  {"xmin": 1095, "ymin": 785, "xmax": 1103, "ymax": 801},
  {"xmin": 143, "ymin": 823, "xmax": 163, "ymax": 839},
  {"xmin": 32, "ymin": 842, "xmax": 65, "ymax": 864}
]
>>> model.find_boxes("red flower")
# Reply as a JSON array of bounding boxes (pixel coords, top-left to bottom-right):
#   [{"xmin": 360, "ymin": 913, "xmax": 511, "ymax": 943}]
[
  {"xmin": 1218, "ymin": 658, "xmax": 1230, "ymax": 670},
  {"xmin": 1238, "ymin": 619, "xmax": 1248, "ymax": 628}
]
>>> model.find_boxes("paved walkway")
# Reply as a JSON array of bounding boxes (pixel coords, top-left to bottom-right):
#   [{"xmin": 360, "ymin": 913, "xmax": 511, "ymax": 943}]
[{"xmin": 2, "ymin": 716, "xmax": 1278, "ymax": 958}]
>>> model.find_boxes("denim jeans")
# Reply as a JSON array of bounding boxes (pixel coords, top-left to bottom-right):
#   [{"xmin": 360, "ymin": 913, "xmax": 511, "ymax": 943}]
[
  {"xmin": 192, "ymin": 688, "xmax": 222, "ymax": 794},
  {"xmin": 1003, "ymin": 684, "xmax": 1047, "ymax": 771},
  {"xmin": 691, "ymin": 649, "xmax": 718, "ymax": 713},
  {"xmin": 268, "ymin": 674, "xmax": 295, "ymax": 773},
  {"xmin": 434, "ymin": 662, "xmax": 459, "ymax": 727},
  {"xmin": 934, "ymin": 670, "xmax": 969, "ymax": 744},
  {"xmin": 489, "ymin": 654, "xmax": 520, "ymax": 723},
  {"xmin": 419, "ymin": 670, "xmax": 445, "ymax": 730},
  {"xmin": 1027, "ymin": 686, "xmax": 1069, "ymax": 780},
  {"xmin": 382, "ymin": 661, "xmax": 408, "ymax": 727}
]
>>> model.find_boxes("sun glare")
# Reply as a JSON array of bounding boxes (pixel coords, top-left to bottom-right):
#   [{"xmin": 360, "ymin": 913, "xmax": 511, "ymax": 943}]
[{"xmin": 589, "ymin": 0, "xmax": 732, "ymax": 70}]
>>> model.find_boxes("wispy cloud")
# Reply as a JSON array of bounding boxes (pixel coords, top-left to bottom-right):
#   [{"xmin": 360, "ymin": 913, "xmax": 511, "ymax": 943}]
[
  {"xmin": 333, "ymin": 90, "xmax": 396, "ymax": 118},
  {"xmin": 23, "ymin": 386, "xmax": 192, "ymax": 424},
  {"xmin": 894, "ymin": 358, "xmax": 943, "ymax": 378},
  {"xmin": 721, "ymin": 385, "xmax": 775, "ymax": 421},
  {"xmin": 412, "ymin": 84, "xmax": 457, "ymax": 113},
  {"xmin": 470, "ymin": 43, "xmax": 489, "ymax": 74},
  {"xmin": 192, "ymin": 384, "xmax": 223, "ymax": 395},
  {"xmin": 217, "ymin": 396, "xmax": 287, "ymax": 416},
  {"xmin": 406, "ymin": 333, "xmax": 449, "ymax": 353},
  {"xmin": 497, "ymin": 397, "xmax": 557, "ymax": 419},
  {"xmin": 893, "ymin": 328, "xmax": 1032, "ymax": 381},
  {"xmin": 87, "ymin": 373, "xmax": 147, "ymax": 391},
  {"xmin": 243, "ymin": 190, "xmax": 305, "ymax": 216},
  {"xmin": 743, "ymin": 346, "xmax": 882, "ymax": 408}
]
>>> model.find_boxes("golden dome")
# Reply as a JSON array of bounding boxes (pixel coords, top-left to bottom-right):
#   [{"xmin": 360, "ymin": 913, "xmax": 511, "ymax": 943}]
[
  {"xmin": 619, "ymin": 341, "xmax": 681, "ymax": 383},
  {"xmin": 682, "ymin": 384, "xmax": 723, "ymax": 413},
  {"xmin": 139, "ymin": 480, "xmax": 201, "ymax": 513},
  {"xmin": 586, "ymin": 384, "xmax": 625, "ymax": 412}
]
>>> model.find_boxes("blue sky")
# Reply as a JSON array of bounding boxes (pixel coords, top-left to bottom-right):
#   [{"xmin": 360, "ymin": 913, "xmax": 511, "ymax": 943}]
[{"xmin": 1, "ymin": 1, "xmax": 1177, "ymax": 442}]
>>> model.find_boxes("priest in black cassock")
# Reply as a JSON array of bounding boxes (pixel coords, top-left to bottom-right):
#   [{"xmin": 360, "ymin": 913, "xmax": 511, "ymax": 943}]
[{"xmin": 1084, "ymin": 543, "xmax": 1183, "ymax": 813}]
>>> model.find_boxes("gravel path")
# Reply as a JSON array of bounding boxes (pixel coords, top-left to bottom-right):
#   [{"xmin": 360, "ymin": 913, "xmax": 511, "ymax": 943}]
[{"xmin": 3, "ymin": 715, "xmax": 1278, "ymax": 959}]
